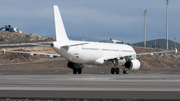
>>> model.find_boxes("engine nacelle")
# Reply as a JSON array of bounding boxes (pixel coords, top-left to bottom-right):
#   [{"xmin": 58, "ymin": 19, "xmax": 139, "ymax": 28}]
[
  {"xmin": 124, "ymin": 59, "xmax": 140, "ymax": 70},
  {"xmin": 67, "ymin": 62, "xmax": 85, "ymax": 69},
  {"xmin": 67, "ymin": 62, "xmax": 74, "ymax": 69},
  {"xmin": 50, "ymin": 43, "xmax": 54, "ymax": 47}
]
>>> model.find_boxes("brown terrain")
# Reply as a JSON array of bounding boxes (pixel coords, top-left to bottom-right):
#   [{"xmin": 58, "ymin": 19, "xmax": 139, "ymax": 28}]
[
  {"xmin": 0, "ymin": 46, "xmax": 179, "ymax": 75},
  {"xmin": 0, "ymin": 31, "xmax": 179, "ymax": 75},
  {"xmin": 0, "ymin": 31, "xmax": 55, "ymax": 44}
]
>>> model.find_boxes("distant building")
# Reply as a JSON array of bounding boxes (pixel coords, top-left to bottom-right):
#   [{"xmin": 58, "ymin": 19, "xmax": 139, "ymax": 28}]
[
  {"xmin": 100, "ymin": 38, "xmax": 124, "ymax": 44},
  {"xmin": 0, "ymin": 25, "xmax": 22, "ymax": 33}
]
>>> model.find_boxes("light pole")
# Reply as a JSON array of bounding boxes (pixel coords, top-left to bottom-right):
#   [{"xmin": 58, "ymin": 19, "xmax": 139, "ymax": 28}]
[
  {"xmin": 143, "ymin": 9, "xmax": 147, "ymax": 47},
  {"xmin": 154, "ymin": 33, "xmax": 156, "ymax": 48},
  {"xmin": 174, "ymin": 38, "xmax": 176, "ymax": 49},
  {"xmin": 166, "ymin": 0, "xmax": 169, "ymax": 50}
]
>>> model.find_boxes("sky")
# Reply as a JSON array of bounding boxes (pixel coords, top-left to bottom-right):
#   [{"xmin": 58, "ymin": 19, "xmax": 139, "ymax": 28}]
[{"xmin": 0, "ymin": 0, "xmax": 180, "ymax": 43}]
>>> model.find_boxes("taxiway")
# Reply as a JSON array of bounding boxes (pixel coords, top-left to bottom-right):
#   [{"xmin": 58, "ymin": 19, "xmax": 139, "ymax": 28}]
[{"xmin": 0, "ymin": 74, "xmax": 180, "ymax": 99}]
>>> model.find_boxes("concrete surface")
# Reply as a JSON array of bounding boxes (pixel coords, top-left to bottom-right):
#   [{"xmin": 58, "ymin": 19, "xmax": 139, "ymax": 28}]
[{"xmin": 0, "ymin": 74, "xmax": 180, "ymax": 99}]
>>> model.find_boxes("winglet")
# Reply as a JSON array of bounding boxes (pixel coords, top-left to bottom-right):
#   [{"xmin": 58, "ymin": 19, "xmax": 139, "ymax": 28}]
[
  {"xmin": 3, "ymin": 49, "xmax": 6, "ymax": 54},
  {"xmin": 54, "ymin": 5, "xmax": 69, "ymax": 41},
  {"xmin": 175, "ymin": 48, "xmax": 178, "ymax": 54}
]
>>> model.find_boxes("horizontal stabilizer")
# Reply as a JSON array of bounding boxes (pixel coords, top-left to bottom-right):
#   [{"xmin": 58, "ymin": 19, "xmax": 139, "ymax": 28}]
[
  {"xmin": 3, "ymin": 49, "xmax": 60, "ymax": 58},
  {"xmin": 21, "ymin": 43, "xmax": 51, "ymax": 47}
]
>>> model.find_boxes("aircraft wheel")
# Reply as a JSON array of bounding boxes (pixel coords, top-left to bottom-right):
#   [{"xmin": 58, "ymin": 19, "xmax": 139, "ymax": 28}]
[
  {"xmin": 123, "ymin": 70, "xmax": 128, "ymax": 74},
  {"xmin": 111, "ymin": 68, "xmax": 115, "ymax": 74},
  {"xmin": 115, "ymin": 68, "xmax": 119, "ymax": 74},
  {"xmin": 73, "ymin": 68, "xmax": 77, "ymax": 74},
  {"xmin": 77, "ymin": 68, "xmax": 82, "ymax": 74}
]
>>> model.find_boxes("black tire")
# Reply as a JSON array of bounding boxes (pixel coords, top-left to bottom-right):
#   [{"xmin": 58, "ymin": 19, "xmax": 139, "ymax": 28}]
[
  {"xmin": 115, "ymin": 68, "xmax": 119, "ymax": 74},
  {"xmin": 73, "ymin": 68, "xmax": 77, "ymax": 74},
  {"xmin": 78, "ymin": 68, "xmax": 82, "ymax": 74},
  {"xmin": 111, "ymin": 68, "xmax": 115, "ymax": 74},
  {"xmin": 123, "ymin": 70, "xmax": 128, "ymax": 74}
]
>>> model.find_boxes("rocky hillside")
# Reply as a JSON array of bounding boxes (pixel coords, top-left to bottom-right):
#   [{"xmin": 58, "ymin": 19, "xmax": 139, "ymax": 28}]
[
  {"xmin": 0, "ymin": 31, "xmax": 55, "ymax": 44},
  {"xmin": 134, "ymin": 47, "xmax": 180, "ymax": 69},
  {"xmin": 0, "ymin": 46, "xmax": 179, "ymax": 70},
  {"xmin": 0, "ymin": 47, "xmax": 62, "ymax": 64}
]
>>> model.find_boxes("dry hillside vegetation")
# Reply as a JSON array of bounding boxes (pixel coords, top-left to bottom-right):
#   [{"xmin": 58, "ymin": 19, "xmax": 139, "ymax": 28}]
[
  {"xmin": 0, "ymin": 47, "xmax": 179, "ymax": 69},
  {"xmin": 0, "ymin": 31, "xmax": 55, "ymax": 44},
  {"xmin": 134, "ymin": 47, "xmax": 180, "ymax": 69},
  {"xmin": 0, "ymin": 47, "xmax": 63, "ymax": 64}
]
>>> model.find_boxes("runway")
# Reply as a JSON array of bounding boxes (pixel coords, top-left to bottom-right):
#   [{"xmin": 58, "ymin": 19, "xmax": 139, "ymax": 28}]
[{"xmin": 0, "ymin": 74, "xmax": 180, "ymax": 99}]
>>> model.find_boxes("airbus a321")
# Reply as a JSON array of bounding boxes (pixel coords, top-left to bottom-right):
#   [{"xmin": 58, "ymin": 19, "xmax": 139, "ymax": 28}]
[{"xmin": 4, "ymin": 5, "xmax": 177, "ymax": 74}]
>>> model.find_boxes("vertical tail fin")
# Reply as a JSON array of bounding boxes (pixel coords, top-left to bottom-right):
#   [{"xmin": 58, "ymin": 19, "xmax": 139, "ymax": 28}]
[{"xmin": 54, "ymin": 5, "xmax": 69, "ymax": 41}]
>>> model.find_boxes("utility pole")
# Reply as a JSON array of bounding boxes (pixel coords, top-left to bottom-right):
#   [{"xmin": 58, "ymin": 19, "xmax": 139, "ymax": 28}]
[
  {"xmin": 174, "ymin": 38, "xmax": 176, "ymax": 49},
  {"xmin": 154, "ymin": 33, "xmax": 156, "ymax": 48},
  {"xmin": 143, "ymin": 9, "xmax": 147, "ymax": 47},
  {"xmin": 166, "ymin": 0, "xmax": 169, "ymax": 50}
]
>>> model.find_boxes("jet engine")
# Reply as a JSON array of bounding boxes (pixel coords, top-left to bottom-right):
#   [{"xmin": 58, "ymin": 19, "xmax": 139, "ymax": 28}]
[
  {"xmin": 124, "ymin": 59, "xmax": 140, "ymax": 70},
  {"xmin": 67, "ymin": 62, "xmax": 74, "ymax": 69}
]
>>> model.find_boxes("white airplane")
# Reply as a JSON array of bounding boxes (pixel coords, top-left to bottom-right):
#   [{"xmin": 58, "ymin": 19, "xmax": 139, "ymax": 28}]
[{"xmin": 4, "ymin": 5, "xmax": 177, "ymax": 74}]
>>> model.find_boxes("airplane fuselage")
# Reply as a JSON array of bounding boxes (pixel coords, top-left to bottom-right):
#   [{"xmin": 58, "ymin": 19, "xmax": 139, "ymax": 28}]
[{"xmin": 52, "ymin": 41, "xmax": 136, "ymax": 65}]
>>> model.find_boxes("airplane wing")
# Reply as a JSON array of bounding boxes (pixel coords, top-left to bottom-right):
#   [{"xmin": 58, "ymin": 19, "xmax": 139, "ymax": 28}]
[
  {"xmin": 21, "ymin": 43, "xmax": 51, "ymax": 47},
  {"xmin": 104, "ymin": 48, "xmax": 177, "ymax": 61},
  {"xmin": 136, "ymin": 49, "xmax": 177, "ymax": 57},
  {"xmin": 3, "ymin": 49, "xmax": 60, "ymax": 58},
  {"xmin": 4, "ymin": 42, "xmax": 88, "ymax": 57}
]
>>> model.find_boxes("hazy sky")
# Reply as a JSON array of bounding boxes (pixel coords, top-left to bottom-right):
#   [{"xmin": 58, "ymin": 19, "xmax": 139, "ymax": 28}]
[{"xmin": 0, "ymin": 0, "xmax": 180, "ymax": 43}]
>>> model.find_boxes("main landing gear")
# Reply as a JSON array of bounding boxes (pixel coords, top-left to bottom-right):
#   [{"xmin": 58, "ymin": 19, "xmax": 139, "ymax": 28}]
[
  {"xmin": 111, "ymin": 59, "xmax": 120, "ymax": 74},
  {"xmin": 67, "ymin": 62, "xmax": 84, "ymax": 74},
  {"xmin": 111, "ymin": 67, "xmax": 119, "ymax": 74},
  {"xmin": 110, "ymin": 59, "xmax": 129, "ymax": 74},
  {"xmin": 73, "ymin": 68, "xmax": 82, "ymax": 74},
  {"xmin": 111, "ymin": 67, "xmax": 129, "ymax": 74}
]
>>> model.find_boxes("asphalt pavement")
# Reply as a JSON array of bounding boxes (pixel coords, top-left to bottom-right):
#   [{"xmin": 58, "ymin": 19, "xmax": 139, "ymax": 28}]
[{"xmin": 0, "ymin": 74, "xmax": 180, "ymax": 99}]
